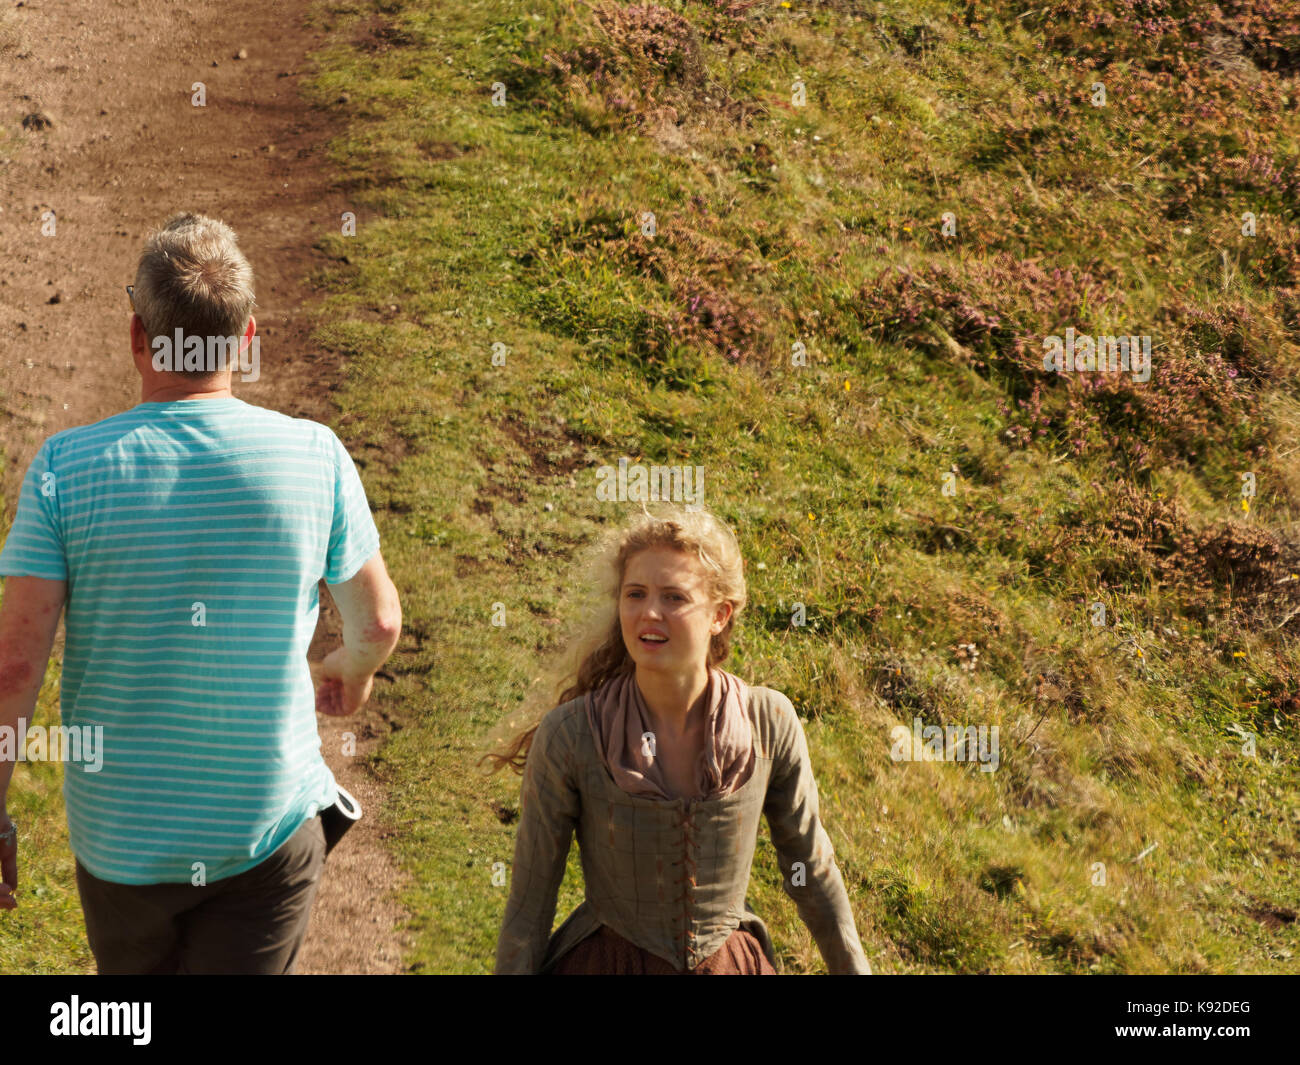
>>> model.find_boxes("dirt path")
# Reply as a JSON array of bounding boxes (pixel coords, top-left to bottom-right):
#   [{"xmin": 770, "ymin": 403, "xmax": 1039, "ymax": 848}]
[{"xmin": 0, "ymin": 0, "xmax": 409, "ymax": 974}]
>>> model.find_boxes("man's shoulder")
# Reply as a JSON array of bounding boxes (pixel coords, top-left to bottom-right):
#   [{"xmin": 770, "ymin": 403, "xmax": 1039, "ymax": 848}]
[
  {"xmin": 238, "ymin": 402, "xmax": 328, "ymax": 430},
  {"xmin": 223, "ymin": 402, "xmax": 338, "ymax": 447},
  {"xmin": 39, "ymin": 404, "xmax": 341, "ymax": 476},
  {"xmin": 40, "ymin": 408, "xmax": 149, "ymax": 464},
  {"xmin": 68, "ymin": 402, "xmax": 335, "ymax": 445},
  {"xmin": 45, "ymin": 407, "xmax": 143, "ymax": 445}
]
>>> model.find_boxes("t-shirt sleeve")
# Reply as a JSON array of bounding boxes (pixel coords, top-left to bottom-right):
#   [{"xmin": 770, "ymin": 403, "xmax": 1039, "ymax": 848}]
[
  {"xmin": 323, "ymin": 430, "xmax": 380, "ymax": 585},
  {"xmin": 0, "ymin": 439, "xmax": 68, "ymax": 580}
]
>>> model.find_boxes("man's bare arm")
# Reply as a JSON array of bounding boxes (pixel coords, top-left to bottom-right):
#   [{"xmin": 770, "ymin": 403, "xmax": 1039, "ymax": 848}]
[
  {"xmin": 313, "ymin": 552, "xmax": 401, "ymax": 715},
  {"xmin": 0, "ymin": 576, "xmax": 65, "ymax": 908},
  {"xmin": 328, "ymin": 551, "xmax": 401, "ymax": 671}
]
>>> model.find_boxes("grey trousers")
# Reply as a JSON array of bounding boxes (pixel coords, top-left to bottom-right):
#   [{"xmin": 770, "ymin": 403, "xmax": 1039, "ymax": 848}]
[{"xmin": 74, "ymin": 813, "xmax": 326, "ymax": 975}]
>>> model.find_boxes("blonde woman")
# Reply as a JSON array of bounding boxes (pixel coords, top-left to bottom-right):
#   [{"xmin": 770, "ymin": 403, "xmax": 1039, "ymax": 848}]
[{"xmin": 486, "ymin": 505, "xmax": 871, "ymax": 974}]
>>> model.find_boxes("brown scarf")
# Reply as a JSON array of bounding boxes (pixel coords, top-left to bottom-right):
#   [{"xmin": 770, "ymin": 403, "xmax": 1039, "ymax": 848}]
[{"xmin": 585, "ymin": 666, "xmax": 755, "ymax": 801}]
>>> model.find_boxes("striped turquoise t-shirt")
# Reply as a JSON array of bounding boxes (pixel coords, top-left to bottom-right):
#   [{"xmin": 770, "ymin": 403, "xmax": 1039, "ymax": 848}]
[{"xmin": 0, "ymin": 397, "xmax": 381, "ymax": 885}]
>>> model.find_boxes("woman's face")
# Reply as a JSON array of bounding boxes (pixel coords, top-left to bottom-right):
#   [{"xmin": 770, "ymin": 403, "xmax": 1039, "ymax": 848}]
[{"xmin": 620, "ymin": 547, "xmax": 732, "ymax": 677}]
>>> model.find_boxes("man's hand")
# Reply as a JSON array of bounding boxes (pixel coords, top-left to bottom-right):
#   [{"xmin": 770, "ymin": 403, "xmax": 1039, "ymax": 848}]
[
  {"xmin": 310, "ymin": 646, "xmax": 376, "ymax": 716},
  {"xmin": 0, "ymin": 818, "xmax": 16, "ymax": 911}
]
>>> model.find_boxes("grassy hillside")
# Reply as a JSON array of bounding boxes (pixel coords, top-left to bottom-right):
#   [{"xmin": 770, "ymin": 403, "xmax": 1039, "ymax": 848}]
[
  {"xmin": 296, "ymin": 0, "xmax": 1298, "ymax": 973},
  {"xmin": 5, "ymin": 0, "xmax": 1298, "ymax": 973}
]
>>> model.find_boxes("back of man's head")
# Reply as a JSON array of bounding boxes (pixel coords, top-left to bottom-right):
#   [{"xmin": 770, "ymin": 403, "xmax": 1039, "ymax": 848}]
[{"xmin": 133, "ymin": 213, "xmax": 255, "ymax": 377}]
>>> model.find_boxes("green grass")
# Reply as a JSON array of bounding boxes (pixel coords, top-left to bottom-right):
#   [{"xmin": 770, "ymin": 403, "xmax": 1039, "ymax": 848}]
[
  {"xmin": 4, "ymin": 0, "xmax": 1299, "ymax": 972},
  {"xmin": 0, "ymin": 669, "xmax": 96, "ymax": 974}
]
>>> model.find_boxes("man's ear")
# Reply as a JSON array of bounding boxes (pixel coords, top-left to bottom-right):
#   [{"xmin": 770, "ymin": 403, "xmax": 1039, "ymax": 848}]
[
  {"xmin": 238, "ymin": 315, "xmax": 256, "ymax": 354},
  {"xmin": 130, "ymin": 314, "xmax": 148, "ymax": 359}
]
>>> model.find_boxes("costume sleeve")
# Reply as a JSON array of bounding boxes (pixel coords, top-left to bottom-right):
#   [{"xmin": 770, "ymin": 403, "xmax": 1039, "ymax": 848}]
[
  {"xmin": 763, "ymin": 693, "xmax": 872, "ymax": 974},
  {"xmin": 494, "ymin": 708, "xmax": 580, "ymax": 974},
  {"xmin": 0, "ymin": 439, "xmax": 68, "ymax": 580},
  {"xmin": 323, "ymin": 429, "xmax": 380, "ymax": 585}
]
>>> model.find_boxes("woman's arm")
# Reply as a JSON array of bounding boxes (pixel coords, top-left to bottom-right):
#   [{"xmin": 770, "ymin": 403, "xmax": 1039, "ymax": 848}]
[
  {"xmin": 493, "ymin": 707, "xmax": 581, "ymax": 974},
  {"xmin": 762, "ymin": 694, "xmax": 872, "ymax": 974}
]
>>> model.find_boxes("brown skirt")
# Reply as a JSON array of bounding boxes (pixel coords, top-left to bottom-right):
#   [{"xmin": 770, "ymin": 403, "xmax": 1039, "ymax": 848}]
[{"xmin": 549, "ymin": 924, "xmax": 777, "ymax": 975}]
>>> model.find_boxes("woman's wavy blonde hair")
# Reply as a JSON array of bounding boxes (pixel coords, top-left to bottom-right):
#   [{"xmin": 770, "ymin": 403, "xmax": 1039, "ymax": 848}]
[{"xmin": 479, "ymin": 502, "xmax": 747, "ymax": 774}]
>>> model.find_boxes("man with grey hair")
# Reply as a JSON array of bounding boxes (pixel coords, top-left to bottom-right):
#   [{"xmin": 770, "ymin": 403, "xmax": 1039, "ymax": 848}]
[{"xmin": 0, "ymin": 212, "xmax": 401, "ymax": 974}]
